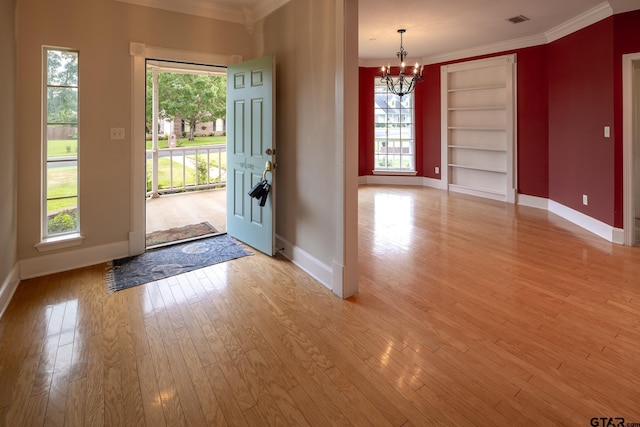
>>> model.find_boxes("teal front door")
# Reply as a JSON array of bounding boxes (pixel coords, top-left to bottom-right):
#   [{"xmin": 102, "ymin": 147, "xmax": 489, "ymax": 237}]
[{"xmin": 226, "ymin": 55, "xmax": 276, "ymax": 255}]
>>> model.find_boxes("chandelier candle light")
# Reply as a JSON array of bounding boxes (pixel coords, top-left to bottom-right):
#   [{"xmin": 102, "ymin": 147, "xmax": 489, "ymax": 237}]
[{"xmin": 381, "ymin": 29, "xmax": 424, "ymax": 97}]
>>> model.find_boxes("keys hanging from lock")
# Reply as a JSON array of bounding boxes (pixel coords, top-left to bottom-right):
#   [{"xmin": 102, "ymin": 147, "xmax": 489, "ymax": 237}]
[
  {"xmin": 248, "ymin": 179, "xmax": 271, "ymax": 205},
  {"xmin": 248, "ymin": 179, "xmax": 267, "ymax": 198},
  {"xmin": 248, "ymin": 160, "xmax": 273, "ymax": 205},
  {"xmin": 258, "ymin": 182, "xmax": 271, "ymax": 207}
]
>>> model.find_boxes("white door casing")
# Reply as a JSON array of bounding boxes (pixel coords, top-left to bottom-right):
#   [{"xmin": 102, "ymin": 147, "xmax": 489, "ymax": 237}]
[
  {"xmin": 623, "ymin": 53, "xmax": 640, "ymax": 245},
  {"xmin": 129, "ymin": 42, "xmax": 239, "ymax": 256}
]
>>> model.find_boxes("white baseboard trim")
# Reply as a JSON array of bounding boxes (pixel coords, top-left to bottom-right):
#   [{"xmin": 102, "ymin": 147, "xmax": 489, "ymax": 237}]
[
  {"xmin": 276, "ymin": 234, "xmax": 332, "ymax": 291},
  {"xmin": 129, "ymin": 231, "xmax": 146, "ymax": 256},
  {"xmin": 448, "ymin": 184, "xmax": 508, "ymax": 202},
  {"xmin": 331, "ymin": 260, "xmax": 344, "ymax": 298},
  {"xmin": 359, "ymin": 174, "xmax": 447, "ymax": 190},
  {"xmin": 359, "ymin": 174, "xmax": 425, "ymax": 186},
  {"xmin": 612, "ymin": 228, "xmax": 625, "ymax": 244},
  {"xmin": 548, "ymin": 201, "xmax": 624, "ymax": 244},
  {"xmin": 0, "ymin": 263, "xmax": 21, "ymax": 320},
  {"xmin": 423, "ymin": 176, "xmax": 446, "ymax": 189},
  {"xmin": 20, "ymin": 240, "xmax": 130, "ymax": 280},
  {"xmin": 518, "ymin": 194, "xmax": 549, "ymax": 210},
  {"xmin": 359, "ymin": 176, "xmax": 624, "ymax": 244}
]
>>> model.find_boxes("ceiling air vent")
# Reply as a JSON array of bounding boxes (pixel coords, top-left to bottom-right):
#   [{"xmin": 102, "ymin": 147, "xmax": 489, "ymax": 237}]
[{"xmin": 507, "ymin": 15, "xmax": 530, "ymax": 24}]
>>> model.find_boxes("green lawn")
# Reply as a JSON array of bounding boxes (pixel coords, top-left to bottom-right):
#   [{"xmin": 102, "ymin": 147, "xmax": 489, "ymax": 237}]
[
  {"xmin": 46, "ymin": 150, "xmax": 226, "ymax": 213},
  {"xmin": 48, "ymin": 140, "xmax": 78, "ymax": 158},
  {"xmin": 187, "ymin": 152, "xmax": 227, "ymax": 171},
  {"xmin": 146, "ymin": 135, "xmax": 226, "ymax": 150},
  {"xmin": 147, "ymin": 155, "xmax": 226, "ymax": 189},
  {"xmin": 148, "ymin": 158, "xmax": 194, "ymax": 188},
  {"xmin": 48, "ymin": 136, "xmax": 226, "ymax": 155},
  {"xmin": 47, "ymin": 165, "xmax": 77, "ymax": 212}
]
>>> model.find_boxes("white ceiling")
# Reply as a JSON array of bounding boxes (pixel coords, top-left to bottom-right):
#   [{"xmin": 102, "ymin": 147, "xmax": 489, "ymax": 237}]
[
  {"xmin": 119, "ymin": 0, "xmax": 640, "ymax": 64},
  {"xmin": 360, "ymin": 0, "xmax": 640, "ymax": 65}
]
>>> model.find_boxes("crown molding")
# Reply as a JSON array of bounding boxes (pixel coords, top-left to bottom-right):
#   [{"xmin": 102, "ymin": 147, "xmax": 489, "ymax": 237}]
[
  {"xmin": 116, "ymin": 0, "xmax": 243, "ymax": 23},
  {"xmin": 362, "ymin": 0, "xmax": 640, "ymax": 67},
  {"xmin": 544, "ymin": 1, "xmax": 613, "ymax": 43},
  {"xmin": 421, "ymin": 33, "xmax": 547, "ymax": 65},
  {"xmin": 115, "ymin": 0, "xmax": 289, "ymax": 26},
  {"xmin": 251, "ymin": 0, "xmax": 290, "ymax": 22},
  {"xmin": 607, "ymin": 0, "xmax": 640, "ymax": 14}
]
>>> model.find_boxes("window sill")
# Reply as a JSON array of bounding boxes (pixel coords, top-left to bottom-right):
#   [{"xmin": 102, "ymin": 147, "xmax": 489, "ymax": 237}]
[
  {"xmin": 372, "ymin": 170, "xmax": 418, "ymax": 176},
  {"xmin": 35, "ymin": 233, "xmax": 85, "ymax": 252}
]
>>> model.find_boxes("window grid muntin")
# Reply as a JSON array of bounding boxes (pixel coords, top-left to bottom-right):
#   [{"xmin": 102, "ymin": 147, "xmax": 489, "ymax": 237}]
[
  {"xmin": 43, "ymin": 47, "xmax": 79, "ymax": 238},
  {"xmin": 373, "ymin": 82, "xmax": 415, "ymax": 171}
]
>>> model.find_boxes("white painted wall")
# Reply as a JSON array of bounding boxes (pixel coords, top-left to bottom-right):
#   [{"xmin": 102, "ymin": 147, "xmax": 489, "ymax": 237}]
[
  {"xmin": 258, "ymin": 0, "xmax": 358, "ymax": 296},
  {"xmin": 0, "ymin": 0, "xmax": 19, "ymax": 316},
  {"xmin": 260, "ymin": 0, "xmax": 338, "ymax": 265}
]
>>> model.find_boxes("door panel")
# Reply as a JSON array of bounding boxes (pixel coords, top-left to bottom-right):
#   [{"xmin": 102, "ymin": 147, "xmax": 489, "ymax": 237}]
[
  {"xmin": 232, "ymin": 170, "xmax": 245, "ymax": 218},
  {"xmin": 252, "ymin": 99, "xmax": 264, "ymax": 156},
  {"xmin": 226, "ymin": 55, "xmax": 275, "ymax": 255},
  {"xmin": 233, "ymin": 101, "xmax": 245, "ymax": 154}
]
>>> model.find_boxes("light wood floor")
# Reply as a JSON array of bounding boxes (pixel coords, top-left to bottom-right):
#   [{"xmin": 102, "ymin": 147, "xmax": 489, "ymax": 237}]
[{"xmin": 2, "ymin": 185, "xmax": 640, "ymax": 426}]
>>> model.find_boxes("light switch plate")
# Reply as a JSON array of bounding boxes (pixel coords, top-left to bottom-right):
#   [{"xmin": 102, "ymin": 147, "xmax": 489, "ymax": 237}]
[
  {"xmin": 110, "ymin": 127, "xmax": 125, "ymax": 140},
  {"xmin": 604, "ymin": 126, "xmax": 610, "ymax": 138}
]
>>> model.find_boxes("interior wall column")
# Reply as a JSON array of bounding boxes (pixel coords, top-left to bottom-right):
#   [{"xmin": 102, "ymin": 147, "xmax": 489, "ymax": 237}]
[{"xmin": 333, "ymin": 0, "xmax": 359, "ymax": 298}]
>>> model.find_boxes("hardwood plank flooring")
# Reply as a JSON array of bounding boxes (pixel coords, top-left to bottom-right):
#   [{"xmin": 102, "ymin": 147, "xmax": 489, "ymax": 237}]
[{"xmin": 2, "ymin": 185, "xmax": 640, "ymax": 425}]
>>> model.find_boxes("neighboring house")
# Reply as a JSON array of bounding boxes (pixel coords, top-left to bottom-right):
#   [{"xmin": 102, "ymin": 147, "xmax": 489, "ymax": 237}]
[
  {"xmin": 160, "ymin": 118, "xmax": 226, "ymax": 137},
  {"xmin": 373, "ymin": 93, "xmax": 411, "ymax": 155}
]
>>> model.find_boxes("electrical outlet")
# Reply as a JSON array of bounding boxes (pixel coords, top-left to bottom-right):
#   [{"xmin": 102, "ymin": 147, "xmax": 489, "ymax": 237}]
[
  {"xmin": 110, "ymin": 127, "xmax": 125, "ymax": 140},
  {"xmin": 435, "ymin": 166, "xmax": 440, "ymax": 174},
  {"xmin": 604, "ymin": 126, "xmax": 610, "ymax": 138},
  {"xmin": 583, "ymin": 194, "xmax": 588, "ymax": 206}
]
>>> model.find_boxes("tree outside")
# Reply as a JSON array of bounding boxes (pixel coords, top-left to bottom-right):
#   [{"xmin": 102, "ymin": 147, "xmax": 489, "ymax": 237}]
[
  {"xmin": 47, "ymin": 50, "xmax": 78, "ymax": 124},
  {"xmin": 145, "ymin": 69, "xmax": 228, "ymax": 195},
  {"xmin": 146, "ymin": 71, "xmax": 226, "ymax": 141}
]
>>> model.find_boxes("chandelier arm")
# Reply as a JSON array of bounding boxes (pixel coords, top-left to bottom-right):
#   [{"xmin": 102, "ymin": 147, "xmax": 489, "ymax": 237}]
[{"xmin": 383, "ymin": 73, "xmax": 424, "ymax": 98}]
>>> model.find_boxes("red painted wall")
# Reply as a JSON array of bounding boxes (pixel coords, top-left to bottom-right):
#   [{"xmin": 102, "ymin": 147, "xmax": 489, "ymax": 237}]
[
  {"xmin": 359, "ymin": 11, "xmax": 640, "ymax": 228},
  {"xmin": 359, "ymin": 46, "xmax": 550, "ymax": 197},
  {"xmin": 548, "ymin": 18, "xmax": 615, "ymax": 225},
  {"xmin": 515, "ymin": 46, "xmax": 549, "ymax": 197},
  {"xmin": 358, "ymin": 67, "xmax": 376, "ymax": 176},
  {"xmin": 421, "ymin": 64, "xmax": 441, "ymax": 179}
]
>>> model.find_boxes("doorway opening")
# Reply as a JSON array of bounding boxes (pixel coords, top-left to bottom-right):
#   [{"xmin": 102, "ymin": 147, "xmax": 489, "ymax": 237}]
[
  {"xmin": 633, "ymin": 60, "xmax": 640, "ymax": 245},
  {"xmin": 144, "ymin": 59, "xmax": 228, "ymax": 248}
]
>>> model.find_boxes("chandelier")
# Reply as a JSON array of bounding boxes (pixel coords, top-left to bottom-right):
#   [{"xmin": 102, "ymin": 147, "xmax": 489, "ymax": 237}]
[{"xmin": 380, "ymin": 29, "xmax": 423, "ymax": 98}]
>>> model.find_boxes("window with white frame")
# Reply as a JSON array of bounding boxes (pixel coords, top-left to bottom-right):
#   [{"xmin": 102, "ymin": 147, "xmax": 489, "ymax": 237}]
[
  {"xmin": 43, "ymin": 48, "xmax": 79, "ymax": 238},
  {"xmin": 373, "ymin": 81, "xmax": 415, "ymax": 172}
]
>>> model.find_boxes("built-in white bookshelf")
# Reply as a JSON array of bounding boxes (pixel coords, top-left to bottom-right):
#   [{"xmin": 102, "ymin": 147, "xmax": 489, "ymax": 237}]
[{"xmin": 441, "ymin": 55, "xmax": 517, "ymax": 202}]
